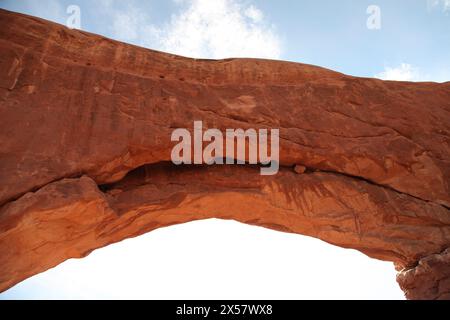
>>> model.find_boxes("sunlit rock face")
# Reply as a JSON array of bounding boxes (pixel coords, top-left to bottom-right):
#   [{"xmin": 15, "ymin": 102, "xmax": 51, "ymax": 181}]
[
  {"xmin": 397, "ymin": 248, "xmax": 450, "ymax": 300},
  {"xmin": 0, "ymin": 9, "xmax": 449, "ymax": 299}
]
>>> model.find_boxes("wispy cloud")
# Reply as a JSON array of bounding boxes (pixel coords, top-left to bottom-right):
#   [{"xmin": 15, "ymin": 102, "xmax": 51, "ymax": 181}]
[
  {"xmin": 375, "ymin": 63, "xmax": 449, "ymax": 82},
  {"xmin": 154, "ymin": 0, "xmax": 281, "ymax": 59},
  {"xmin": 103, "ymin": 0, "xmax": 281, "ymax": 59},
  {"xmin": 427, "ymin": 0, "xmax": 450, "ymax": 13},
  {"xmin": 244, "ymin": 5, "xmax": 264, "ymax": 23},
  {"xmin": 375, "ymin": 63, "xmax": 421, "ymax": 81}
]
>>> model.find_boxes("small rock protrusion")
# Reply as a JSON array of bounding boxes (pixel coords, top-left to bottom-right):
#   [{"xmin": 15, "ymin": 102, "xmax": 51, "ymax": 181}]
[{"xmin": 294, "ymin": 165, "xmax": 306, "ymax": 174}]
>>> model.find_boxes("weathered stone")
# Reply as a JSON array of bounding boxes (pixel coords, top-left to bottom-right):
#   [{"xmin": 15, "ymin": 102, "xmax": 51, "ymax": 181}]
[
  {"xmin": 397, "ymin": 248, "xmax": 450, "ymax": 300},
  {"xmin": 294, "ymin": 165, "xmax": 306, "ymax": 174}
]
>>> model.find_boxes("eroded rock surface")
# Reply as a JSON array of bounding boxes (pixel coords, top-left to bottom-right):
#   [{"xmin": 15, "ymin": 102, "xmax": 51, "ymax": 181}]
[
  {"xmin": 397, "ymin": 248, "xmax": 450, "ymax": 300},
  {"xmin": 0, "ymin": 9, "xmax": 449, "ymax": 298}
]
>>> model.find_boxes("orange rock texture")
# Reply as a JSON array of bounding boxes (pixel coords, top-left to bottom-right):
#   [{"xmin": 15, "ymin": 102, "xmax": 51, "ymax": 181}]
[{"xmin": 0, "ymin": 9, "xmax": 449, "ymax": 299}]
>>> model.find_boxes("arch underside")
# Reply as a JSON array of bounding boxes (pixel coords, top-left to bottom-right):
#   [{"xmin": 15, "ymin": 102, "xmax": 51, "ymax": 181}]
[{"xmin": 1, "ymin": 163, "xmax": 449, "ymax": 299}]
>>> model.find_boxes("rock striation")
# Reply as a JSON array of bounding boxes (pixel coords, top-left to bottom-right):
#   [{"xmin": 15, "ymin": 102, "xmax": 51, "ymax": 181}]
[{"xmin": 0, "ymin": 9, "xmax": 449, "ymax": 299}]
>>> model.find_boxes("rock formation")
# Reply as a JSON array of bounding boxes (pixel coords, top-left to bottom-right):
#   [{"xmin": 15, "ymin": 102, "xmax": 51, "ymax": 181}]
[{"xmin": 0, "ymin": 9, "xmax": 449, "ymax": 299}]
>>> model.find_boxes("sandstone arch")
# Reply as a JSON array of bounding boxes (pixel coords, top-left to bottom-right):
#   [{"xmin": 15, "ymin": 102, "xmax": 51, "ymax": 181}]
[{"xmin": 0, "ymin": 9, "xmax": 449, "ymax": 299}]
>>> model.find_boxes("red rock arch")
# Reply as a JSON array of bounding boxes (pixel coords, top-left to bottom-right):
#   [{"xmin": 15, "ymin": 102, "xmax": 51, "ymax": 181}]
[{"xmin": 0, "ymin": 9, "xmax": 449, "ymax": 299}]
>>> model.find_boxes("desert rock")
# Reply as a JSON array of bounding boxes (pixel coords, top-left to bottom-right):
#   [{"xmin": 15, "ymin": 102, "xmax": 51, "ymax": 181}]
[{"xmin": 0, "ymin": 9, "xmax": 449, "ymax": 299}]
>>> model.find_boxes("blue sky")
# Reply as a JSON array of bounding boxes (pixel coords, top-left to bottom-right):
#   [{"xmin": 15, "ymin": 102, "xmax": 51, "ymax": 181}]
[
  {"xmin": 0, "ymin": 0, "xmax": 449, "ymax": 299},
  {"xmin": 1, "ymin": 0, "xmax": 449, "ymax": 81}
]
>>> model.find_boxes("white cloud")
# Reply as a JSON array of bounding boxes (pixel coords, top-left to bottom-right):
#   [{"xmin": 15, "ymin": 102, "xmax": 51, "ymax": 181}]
[
  {"xmin": 153, "ymin": 0, "xmax": 281, "ymax": 59},
  {"xmin": 427, "ymin": 0, "xmax": 450, "ymax": 12},
  {"xmin": 102, "ymin": 0, "xmax": 281, "ymax": 59},
  {"xmin": 375, "ymin": 63, "xmax": 449, "ymax": 82},
  {"xmin": 244, "ymin": 5, "xmax": 264, "ymax": 23},
  {"xmin": 375, "ymin": 63, "xmax": 421, "ymax": 81}
]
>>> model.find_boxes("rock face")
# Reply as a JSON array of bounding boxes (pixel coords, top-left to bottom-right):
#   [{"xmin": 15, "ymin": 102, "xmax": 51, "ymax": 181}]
[
  {"xmin": 397, "ymin": 248, "xmax": 450, "ymax": 300},
  {"xmin": 0, "ymin": 9, "xmax": 449, "ymax": 299}
]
